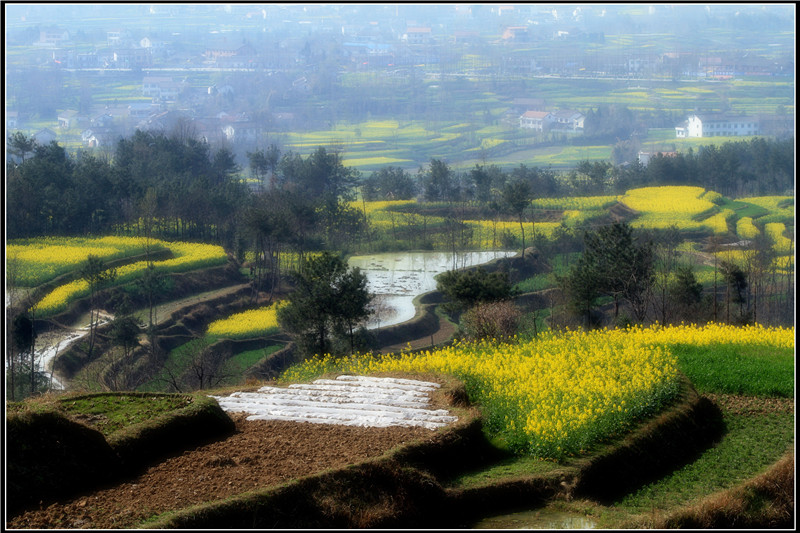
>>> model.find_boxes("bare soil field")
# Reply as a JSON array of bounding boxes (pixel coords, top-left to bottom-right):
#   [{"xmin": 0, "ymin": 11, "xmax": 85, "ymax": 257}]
[{"xmin": 8, "ymin": 414, "xmax": 432, "ymax": 529}]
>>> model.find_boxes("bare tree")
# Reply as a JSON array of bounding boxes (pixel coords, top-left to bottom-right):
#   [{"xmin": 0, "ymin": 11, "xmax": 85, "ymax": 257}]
[
  {"xmin": 159, "ymin": 337, "xmax": 232, "ymax": 392},
  {"xmin": 79, "ymin": 255, "xmax": 117, "ymax": 358},
  {"xmin": 650, "ymin": 226, "xmax": 681, "ymax": 324}
]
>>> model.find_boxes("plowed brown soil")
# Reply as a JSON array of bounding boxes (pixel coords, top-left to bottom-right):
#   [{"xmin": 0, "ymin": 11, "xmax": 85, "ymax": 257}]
[{"xmin": 7, "ymin": 414, "xmax": 432, "ymax": 529}]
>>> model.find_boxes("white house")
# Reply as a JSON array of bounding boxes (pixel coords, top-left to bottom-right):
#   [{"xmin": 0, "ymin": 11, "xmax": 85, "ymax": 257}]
[
  {"xmin": 142, "ymin": 77, "xmax": 183, "ymax": 101},
  {"xmin": 519, "ymin": 110, "xmax": 553, "ymax": 131},
  {"xmin": 404, "ymin": 27, "xmax": 432, "ymax": 44},
  {"xmin": 57, "ymin": 110, "xmax": 79, "ymax": 129},
  {"xmin": 222, "ymin": 121, "xmax": 259, "ymax": 144},
  {"xmin": 676, "ymin": 114, "xmax": 760, "ymax": 138},
  {"xmin": 549, "ymin": 109, "xmax": 585, "ymax": 131},
  {"xmin": 638, "ymin": 151, "xmax": 678, "ymax": 167}
]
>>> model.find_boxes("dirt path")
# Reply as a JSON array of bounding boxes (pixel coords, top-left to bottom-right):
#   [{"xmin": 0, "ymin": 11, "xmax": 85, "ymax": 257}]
[
  {"xmin": 135, "ymin": 283, "xmax": 251, "ymax": 326},
  {"xmin": 379, "ymin": 316, "xmax": 456, "ymax": 354},
  {"xmin": 8, "ymin": 414, "xmax": 434, "ymax": 529}
]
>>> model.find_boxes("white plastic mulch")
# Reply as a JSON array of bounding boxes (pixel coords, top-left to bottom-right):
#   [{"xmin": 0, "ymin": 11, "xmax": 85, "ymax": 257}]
[{"xmin": 210, "ymin": 375, "xmax": 458, "ymax": 430}]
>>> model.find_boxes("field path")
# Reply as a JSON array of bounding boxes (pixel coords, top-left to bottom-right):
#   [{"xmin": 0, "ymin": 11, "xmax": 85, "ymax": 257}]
[
  {"xmin": 378, "ymin": 315, "xmax": 456, "ymax": 354},
  {"xmin": 134, "ymin": 283, "xmax": 251, "ymax": 326}
]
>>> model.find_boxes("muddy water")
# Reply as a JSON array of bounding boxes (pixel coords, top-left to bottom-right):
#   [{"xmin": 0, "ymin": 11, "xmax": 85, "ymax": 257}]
[
  {"xmin": 471, "ymin": 507, "xmax": 597, "ymax": 529},
  {"xmin": 348, "ymin": 250, "xmax": 515, "ymax": 329}
]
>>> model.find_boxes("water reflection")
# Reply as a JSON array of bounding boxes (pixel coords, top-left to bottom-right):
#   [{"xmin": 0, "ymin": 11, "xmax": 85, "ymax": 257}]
[{"xmin": 348, "ymin": 250, "xmax": 515, "ymax": 329}]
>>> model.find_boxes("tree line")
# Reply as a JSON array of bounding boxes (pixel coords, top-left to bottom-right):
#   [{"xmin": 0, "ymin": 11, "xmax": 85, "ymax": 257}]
[
  {"xmin": 432, "ymin": 220, "xmax": 793, "ymax": 347},
  {"xmin": 556, "ymin": 222, "xmax": 794, "ymax": 330},
  {"xmin": 7, "ymin": 130, "xmax": 793, "ymax": 244}
]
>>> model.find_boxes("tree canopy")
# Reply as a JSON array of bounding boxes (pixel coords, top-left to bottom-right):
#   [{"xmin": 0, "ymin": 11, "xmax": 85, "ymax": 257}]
[
  {"xmin": 437, "ymin": 267, "xmax": 515, "ymax": 315},
  {"xmin": 277, "ymin": 252, "xmax": 373, "ymax": 356}
]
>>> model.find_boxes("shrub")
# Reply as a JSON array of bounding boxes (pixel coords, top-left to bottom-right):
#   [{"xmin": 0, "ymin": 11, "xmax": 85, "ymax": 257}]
[{"xmin": 461, "ymin": 300, "xmax": 522, "ymax": 341}]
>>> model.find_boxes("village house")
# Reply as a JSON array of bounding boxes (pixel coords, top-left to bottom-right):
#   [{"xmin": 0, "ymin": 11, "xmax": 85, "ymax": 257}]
[
  {"xmin": 549, "ymin": 109, "xmax": 585, "ymax": 131},
  {"xmin": 222, "ymin": 121, "xmax": 259, "ymax": 144},
  {"xmin": 33, "ymin": 128, "xmax": 58, "ymax": 145},
  {"xmin": 142, "ymin": 76, "xmax": 183, "ymax": 101},
  {"xmin": 81, "ymin": 127, "xmax": 116, "ymax": 148},
  {"xmin": 203, "ymin": 43, "xmax": 258, "ymax": 67},
  {"xmin": 502, "ymin": 26, "xmax": 530, "ymax": 43},
  {"xmin": 90, "ymin": 112, "xmax": 115, "ymax": 128},
  {"xmin": 113, "ymin": 47, "xmax": 152, "ymax": 68},
  {"xmin": 36, "ymin": 28, "xmax": 70, "ymax": 47},
  {"xmin": 57, "ymin": 110, "xmax": 80, "ymax": 129},
  {"xmin": 128, "ymin": 102, "xmax": 158, "ymax": 122},
  {"xmin": 638, "ymin": 150, "xmax": 678, "ymax": 167},
  {"xmin": 106, "ymin": 29, "xmax": 130, "ymax": 47},
  {"xmin": 404, "ymin": 27, "xmax": 432, "ymax": 45},
  {"xmin": 519, "ymin": 110, "xmax": 553, "ymax": 131},
  {"xmin": 675, "ymin": 114, "xmax": 760, "ymax": 138}
]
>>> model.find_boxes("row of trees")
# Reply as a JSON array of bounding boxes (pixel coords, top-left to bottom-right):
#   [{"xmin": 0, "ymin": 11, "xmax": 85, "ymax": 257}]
[
  {"xmin": 361, "ymin": 137, "xmax": 793, "ymax": 205},
  {"xmin": 558, "ymin": 222, "xmax": 794, "ymax": 329},
  {"xmin": 7, "ymin": 130, "xmax": 248, "ymax": 245},
  {"xmin": 7, "ymin": 130, "xmax": 793, "ymax": 246},
  {"xmin": 630, "ymin": 137, "xmax": 794, "ymax": 197},
  {"xmin": 428, "ymin": 220, "xmax": 792, "ymax": 346}
]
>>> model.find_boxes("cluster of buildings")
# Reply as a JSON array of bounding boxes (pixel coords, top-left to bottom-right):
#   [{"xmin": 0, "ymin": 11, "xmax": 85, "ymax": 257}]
[
  {"xmin": 518, "ymin": 109, "xmax": 585, "ymax": 132},
  {"xmin": 7, "ymin": 4, "xmax": 792, "ymax": 159}
]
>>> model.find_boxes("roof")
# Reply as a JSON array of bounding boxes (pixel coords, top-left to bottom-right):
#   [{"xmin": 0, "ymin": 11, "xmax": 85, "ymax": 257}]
[
  {"xmin": 551, "ymin": 109, "xmax": 583, "ymax": 119},
  {"xmin": 521, "ymin": 110, "xmax": 551, "ymax": 119},
  {"xmin": 692, "ymin": 113, "xmax": 757, "ymax": 122}
]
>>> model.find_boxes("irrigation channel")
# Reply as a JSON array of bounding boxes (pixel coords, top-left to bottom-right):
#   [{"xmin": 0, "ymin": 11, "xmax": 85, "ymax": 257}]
[
  {"xmin": 349, "ymin": 250, "xmax": 516, "ymax": 329},
  {"xmin": 8, "ymin": 311, "xmax": 114, "ymax": 391}
]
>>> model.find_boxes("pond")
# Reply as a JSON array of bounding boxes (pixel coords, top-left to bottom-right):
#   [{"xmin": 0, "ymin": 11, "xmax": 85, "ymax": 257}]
[{"xmin": 348, "ymin": 250, "xmax": 515, "ymax": 329}]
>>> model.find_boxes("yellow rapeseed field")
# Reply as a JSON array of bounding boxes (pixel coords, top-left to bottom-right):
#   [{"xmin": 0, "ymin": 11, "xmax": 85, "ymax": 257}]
[
  {"xmin": 6, "ymin": 236, "xmax": 161, "ymax": 287},
  {"xmin": 207, "ymin": 301, "xmax": 286, "ymax": 338},
  {"xmin": 30, "ymin": 238, "xmax": 227, "ymax": 316},
  {"xmin": 736, "ymin": 217, "xmax": 760, "ymax": 239},
  {"xmin": 282, "ymin": 323, "xmax": 792, "ymax": 459},
  {"xmin": 765, "ymin": 222, "xmax": 793, "ymax": 254},
  {"xmin": 622, "ymin": 186, "xmax": 715, "ymax": 231},
  {"xmin": 702, "ymin": 208, "xmax": 734, "ymax": 235}
]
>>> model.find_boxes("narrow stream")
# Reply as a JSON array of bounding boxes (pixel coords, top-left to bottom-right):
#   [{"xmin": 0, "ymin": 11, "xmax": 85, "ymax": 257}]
[
  {"xmin": 348, "ymin": 250, "xmax": 515, "ymax": 329},
  {"xmin": 13, "ymin": 313, "xmax": 113, "ymax": 391}
]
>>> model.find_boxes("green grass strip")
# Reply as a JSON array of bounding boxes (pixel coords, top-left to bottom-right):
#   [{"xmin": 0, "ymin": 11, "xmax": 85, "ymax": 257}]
[{"xmin": 672, "ymin": 344, "xmax": 794, "ymax": 397}]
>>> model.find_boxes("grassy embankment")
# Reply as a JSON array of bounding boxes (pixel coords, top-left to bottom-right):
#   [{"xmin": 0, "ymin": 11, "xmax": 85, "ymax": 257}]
[{"xmin": 449, "ymin": 335, "xmax": 793, "ymax": 528}]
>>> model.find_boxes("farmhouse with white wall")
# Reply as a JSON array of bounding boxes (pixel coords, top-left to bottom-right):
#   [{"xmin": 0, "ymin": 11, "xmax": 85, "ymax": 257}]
[
  {"xmin": 519, "ymin": 110, "xmax": 553, "ymax": 131},
  {"xmin": 675, "ymin": 114, "xmax": 760, "ymax": 138}
]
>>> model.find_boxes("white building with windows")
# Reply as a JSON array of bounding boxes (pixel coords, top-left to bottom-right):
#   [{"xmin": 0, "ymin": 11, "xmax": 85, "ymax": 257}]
[
  {"xmin": 675, "ymin": 114, "xmax": 760, "ymax": 138},
  {"xmin": 519, "ymin": 110, "xmax": 553, "ymax": 131},
  {"xmin": 550, "ymin": 109, "xmax": 585, "ymax": 131}
]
